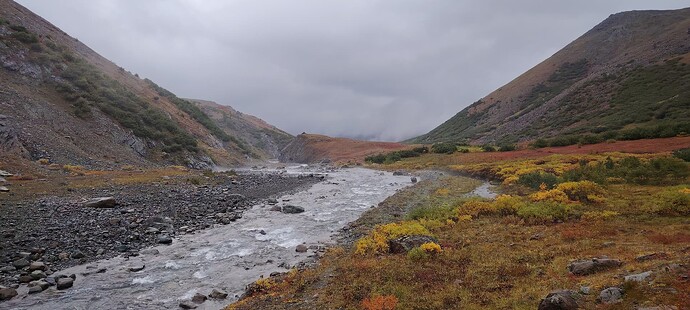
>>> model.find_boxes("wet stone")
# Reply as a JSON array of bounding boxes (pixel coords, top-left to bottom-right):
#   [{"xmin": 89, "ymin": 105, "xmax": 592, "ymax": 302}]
[
  {"xmin": 192, "ymin": 293, "xmax": 207, "ymax": 304},
  {"xmin": 56, "ymin": 277, "xmax": 74, "ymax": 290},
  {"xmin": 209, "ymin": 289, "xmax": 228, "ymax": 299}
]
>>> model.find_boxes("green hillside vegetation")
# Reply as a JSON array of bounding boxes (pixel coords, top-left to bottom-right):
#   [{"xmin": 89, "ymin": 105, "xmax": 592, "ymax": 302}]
[{"xmin": 0, "ymin": 22, "xmax": 200, "ymax": 153}]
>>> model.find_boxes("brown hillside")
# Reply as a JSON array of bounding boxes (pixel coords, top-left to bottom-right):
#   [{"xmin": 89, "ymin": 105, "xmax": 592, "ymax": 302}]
[{"xmin": 279, "ymin": 134, "xmax": 410, "ymax": 164}]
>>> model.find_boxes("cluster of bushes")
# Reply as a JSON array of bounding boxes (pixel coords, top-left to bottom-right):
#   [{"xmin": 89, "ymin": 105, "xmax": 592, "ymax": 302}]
[
  {"xmin": 517, "ymin": 156, "xmax": 688, "ymax": 187},
  {"xmin": 145, "ymin": 79, "xmax": 232, "ymax": 143},
  {"xmin": 431, "ymin": 142, "xmax": 457, "ymax": 154},
  {"xmin": 354, "ymin": 221, "xmax": 433, "ymax": 255},
  {"xmin": 563, "ymin": 156, "xmax": 688, "ymax": 186},
  {"xmin": 5, "ymin": 25, "xmax": 201, "ymax": 154},
  {"xmin": 532, "ymin": 123, "xmax": 690, "ymax": 149},
  {"xmin": 674, "ymin": 148, "xmax": 690, "ymax": 162},
  {"xmin": 365, "ymin": 146, "xmax": 428, "ymax": 164}
]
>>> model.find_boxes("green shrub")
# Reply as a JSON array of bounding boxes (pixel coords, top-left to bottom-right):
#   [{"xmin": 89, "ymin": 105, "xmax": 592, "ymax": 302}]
[
  {"xmin": 431, "ymin": 143, "xmax": 457, "ymax": 154},
  {"xmin": 516, "ymin": 202, "xmax": 574, "ymax": 223},
  {"xmin": 532, "ymin": 139, "xmax": 548, "ymax": 148},
  {"xmin": 11, "ymin": 32, "xmax": 38, "ymax": 44},
  {"xmin": 650, "ymin": 187, "xmax": 690, "ymax": 216},
  {"xmin": 365, "ymin": 154, "xmax": 387, "ymax": 164},
  {"xmin": 498, "ymin": 144, "xmax": 516, "ymax": 152},
  {"xmin": 407, "ymin": 247, "xmax": 429, "ymax": 261},
  {"xmin": 563, "ymin": 156, "xmax": 689, "ymax": 185},
  {"xmin": 482, "ymin": 145, "xmax": 496, "ymax": 152},
  {"xmin": 673, "ymin": 148, "xmax": 690, "ymax": 162},
  {"xmin": 517, "ymin": 172, "xmax": 559, "ymax": 190},
  {"xmin": 406, "ymin": 203, "xmax": 458, "ymax": 222}
]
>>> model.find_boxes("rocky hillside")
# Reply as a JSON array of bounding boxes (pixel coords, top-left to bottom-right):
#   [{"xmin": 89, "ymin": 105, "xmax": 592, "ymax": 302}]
[
  {"xmin": 191, "ymin": 99, "xmax": 293, "ymax": 159},
  {"xmin": 280, "ymin": 133, "xmax": 409, "ymax": 164},
  {"xmin": 0, "ymin": 0, "xmax": 290, "ymax": 172},
  {"xmin": 411, "ymin": 8, "xmax": 690, "ymax": 145}
]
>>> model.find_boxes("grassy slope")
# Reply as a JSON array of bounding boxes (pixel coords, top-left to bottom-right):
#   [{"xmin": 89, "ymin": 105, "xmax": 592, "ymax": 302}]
[
  {"xmin": 410, "ymin": 8, "xmax": 690, "ymax": 145},
  {"xmin": 228, "ymin": 140, "xmax": 690, "ymax": 310}
]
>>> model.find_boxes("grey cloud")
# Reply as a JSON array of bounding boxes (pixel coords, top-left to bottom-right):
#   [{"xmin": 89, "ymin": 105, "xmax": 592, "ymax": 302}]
[{"xmin": 17, "ymin": 0, "xmax": 690, "ymax": 141}]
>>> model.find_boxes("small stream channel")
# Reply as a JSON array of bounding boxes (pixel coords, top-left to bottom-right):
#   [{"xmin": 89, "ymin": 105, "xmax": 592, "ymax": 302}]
[{"xmin": 3, "ymin": 166, "xmax": 416, "ymax": 310}]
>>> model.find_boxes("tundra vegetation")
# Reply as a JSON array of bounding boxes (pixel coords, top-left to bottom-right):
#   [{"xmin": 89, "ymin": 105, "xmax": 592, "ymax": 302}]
[{"xmin": 230, "ymin": 146, "xmax": 690, "ymax": 309}]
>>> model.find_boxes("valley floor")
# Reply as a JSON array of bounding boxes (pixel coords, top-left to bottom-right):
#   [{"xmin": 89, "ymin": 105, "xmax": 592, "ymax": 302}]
[{"xmin": 229, "ymin": 143, "xmax": 690, "ymax": 310}]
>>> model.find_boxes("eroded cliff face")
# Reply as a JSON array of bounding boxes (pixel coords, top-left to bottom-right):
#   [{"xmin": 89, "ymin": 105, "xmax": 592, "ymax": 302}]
[{"xmin": 279, "ymin": 134, "xmax": 410, "ymax": 164}]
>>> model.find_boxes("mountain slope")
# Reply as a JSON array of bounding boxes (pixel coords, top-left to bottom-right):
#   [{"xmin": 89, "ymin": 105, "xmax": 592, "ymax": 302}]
[
  {"xmin": 0, "ymin": 0, "xmax": 289, "ymax": 171},
  {"xmin": 191, "ymin": 99, "xmax": 293, "ymax": 159},
  {"xmin": 411, "ymin": 8, "xmax": 690, "ymax": 145}
]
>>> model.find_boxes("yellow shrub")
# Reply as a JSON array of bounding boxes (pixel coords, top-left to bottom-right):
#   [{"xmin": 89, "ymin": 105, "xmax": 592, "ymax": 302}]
[
  {"xmin": 529, "ymin": 189, "xmax": 569, "ymax": 203},
  {"xmin": 63, "ymin": 165, "xmax": 86, "ymax": 175},
  {"xmin": 37, "ymin": 158, "xmax": 50, "ymax": 165},
  {"xmin": 419, "ymin": 242, "xmax": 442, "ymax": 255},
  {"xmin": 456, "ymin": 200, "xmax": 494, "ymax": 216},
  {"xmin": 457, "ymin": 215, "xmax": 472, "ymax": 222},
  {"xmin": 355, "ymin": 221, "xmax": 432, "ymax": 255},
  {"xmin": 556, "ymin": 181, "xmax": 606, "ymax": 203},
  {"xmin": 492, "ymin": 195, "xmax": 524, "ymax": 215},
  {"xmin": 581, "ymin": 210, "xmax": 620, "ymax": 221},
  {"xmin": 435, "ymin": 188, "xmax": 450, "ymax": 196},
  {"xmin": 680, "ymin": 188, "xmax": 690, "ymax": 195}
]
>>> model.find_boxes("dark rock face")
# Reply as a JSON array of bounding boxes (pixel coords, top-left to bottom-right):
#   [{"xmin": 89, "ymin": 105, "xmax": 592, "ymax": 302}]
[
  {"xmin": 388, "ymin": 235, "xmax": 438, "ymax": 254},
  {"xmin": 568, "ymin": 258, "xmax": 622, "ymax": 275},
  {"xmin": 281, "ymin": 205, "xmax": 305, "ymax": 214},
  {"xmin": 83, "ymin": 197, "xmax": 117, "ymax": 208},
  {"xmin": 538, "ymin": 290, "xmax": 580, "ymax": 310}
]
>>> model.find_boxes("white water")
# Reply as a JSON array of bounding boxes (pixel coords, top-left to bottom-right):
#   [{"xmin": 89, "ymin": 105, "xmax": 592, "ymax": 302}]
[{"xmin": 3, "ymin": 167, "xmax": 413, "ymax": 310}]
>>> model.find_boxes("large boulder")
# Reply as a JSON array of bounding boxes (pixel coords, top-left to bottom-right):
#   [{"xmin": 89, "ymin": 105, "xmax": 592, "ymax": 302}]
[
  {"xmin": 568, "ymin": 258, "xmax": 622, "ymax": 275},
  {"xmin": 281, "ymin": 205, "xmax": 305, "ymax": 214},
  {"xmin": 83, "ymin": 197, "xmax": 117, "ymax": 208},
  {"xmin": 538, "ymin": 290, "xmax": 580, "ymax": 310},
  {"xmin": 599, "ymin": 287, "xmax": 623, "ymax": 304},
  {"xmin": 388, "ymin": 235, "xmax": 438, "ymax": 254},
  {"xmin": 0, "ymin": 287, "xmax": 18, "ymax": 300},
  {"xmin": 56, "ymin": 277, "xmax": 74, "ymax": 290}
]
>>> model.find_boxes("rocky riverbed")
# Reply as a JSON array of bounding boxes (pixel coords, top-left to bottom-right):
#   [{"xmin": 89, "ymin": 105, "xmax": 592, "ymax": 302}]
[
  {"xmin": 0, "ymin": 165, "xmax": 414, "ymax": 309},
  {"xmin": 0, "ymin": 170, "xmax": 321, "ymax": 287}
]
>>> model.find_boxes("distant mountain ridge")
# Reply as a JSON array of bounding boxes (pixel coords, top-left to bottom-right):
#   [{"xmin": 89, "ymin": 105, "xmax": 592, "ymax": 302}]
[
  {"xmin": 0, "ymin": 0, "xmax": 291, "ymax": 172},
  {"xmin": 411, "ymin": 8, "xmax": 690, "ymax": 145}
]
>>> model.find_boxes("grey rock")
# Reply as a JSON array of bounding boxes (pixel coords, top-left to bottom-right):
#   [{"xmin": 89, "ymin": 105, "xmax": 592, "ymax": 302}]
[
  {"xmin": 393, "ymin": 171, "xmax": 405, "ymax": 176},
  {"xmin": 140, "ymin": 248, "xmax": 160, "ymax": 256},
  {"xmin": 12, "ymin": 258, "xmax": 30, "ymax": 268},
  {"xmin": 270, "ymin": 205, "xmax": 282, "ymax": 212},
  {"xmin": 128, "ymin": 265, "xmax": 145, "ymax": 272},
  {"xmin": 30, "ymin": 270, "xmax": 46, "ymax": 280},
  {"xmin": 635, "ymin": 252, "xmax": 668, "ymax": 262},
  {"xmin": 56, "ymin": 277, "xmax": 74, "ymax": 290},
  {"xmin": 599, "ymin": 287, "xmax": 623, "ymax": 304},
  {"xmin": 28, "ymin": 285, "xmax": 43, "ymax": 294},
  {"xmin": 0, "ymin": 177, "xmax": 5, "ymax": 183},
  {"xmin": 568, "ymin": 258, "xmax": 622, "ymax": 275},
  {"xmin": 179, "ymin": 301, "xmax": 198, "ymax": 309},
  {"xmin": 624, "ymin": 271, "xmax": 653, "ymax": 282},
  {"xmin": 0, "ymin": 287, "xmax": 17, "ymax": 300},
  {"xmin": 83, "ymin": 197, "xmax": 117, "ymax": 208},
  {"xmin": 295, "ymin": 244, "xmax": 308, "ymax": 253},
  {"xmin": 71, "ymin": 251, "xmax": 85, "ymax": 259},
  {"xmin": 19, "ymin": 275, "xmax": 34, "ymax": 283},
  {"xmin": 209, "ymin": 289, "xmax": 228, "ymax": 299},
  {"xmin": 579, "ymin": 286, "xmax": 590, "ymax": 295},
  {"xmin": 267, "ymin": 198, "xmax": 278, "ymax": 205},
  {"xmin": 281, "ymin": 205, "xmax": 305, "ymax": 214},
  {"xmin": 44, "ymin": 277, "xmax": 56, "ymax": 286},
  {"xmin": 192, "ymin": 293, "xmax": 207, "ymax": 304},
  {"xmin": 158, "ymin": 235, "xmax": 173, "ymax": 244},
  {"xmin": 29, "ymin": 261, "xmax": 46, "ymax": 271},
  {"xmin": 0, "ymin": 186, "xmax": 8, "ymax": 192},
  {"xmin": 0, "ymin": 266, "xmax": 16, "ymax": 273},
  {"xmin": 388, "ymin": 235, "xmax": 439, "ymax": 254},
  {"xmin": 0, "ymin": 170, "xmax": 12, "ymax": 177},
  {"xmin": 538, "ymin": 290, "xmax": 580, "ymax": 310},
  {"xmin": 410, "ymin": 177, "xmax": 418, "ymax": 183}
]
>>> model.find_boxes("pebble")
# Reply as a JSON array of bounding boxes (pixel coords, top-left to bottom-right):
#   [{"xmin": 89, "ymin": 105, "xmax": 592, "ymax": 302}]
[
  {"xmin": 295, "ymin": 244, "xmax": 308, "ymax": 253},
  {"xmin": 12, "ymin": 258, "xmax": 30, "ymax": 269},
  {"xmin": 28, "ymin": 262, "xmax": 46, "ymax": 271},
  {"xmin": 158, "ymin": 235, "xmax": 173, "ymax": 244}
]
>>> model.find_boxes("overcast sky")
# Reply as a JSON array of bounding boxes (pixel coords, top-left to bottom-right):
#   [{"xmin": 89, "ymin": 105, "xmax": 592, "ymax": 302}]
[{"xmin": 16, "ymin": 1, "xmax": 690, "ymax": 141}]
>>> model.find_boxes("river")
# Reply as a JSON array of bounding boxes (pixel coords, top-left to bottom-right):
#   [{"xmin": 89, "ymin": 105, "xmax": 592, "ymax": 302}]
[{"xmin": 3, "ymin": 166, "xmax": 414, "ymax": 310}]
